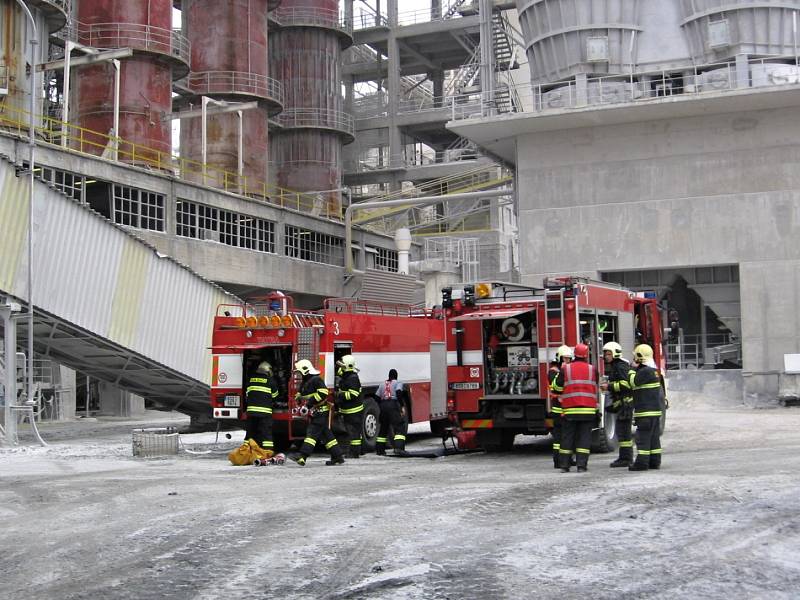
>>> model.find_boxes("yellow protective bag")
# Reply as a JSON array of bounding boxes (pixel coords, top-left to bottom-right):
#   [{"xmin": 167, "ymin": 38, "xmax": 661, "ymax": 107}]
[{"xmin": 228, "ymin": 439, "xmax": 273, "ymax": 466}]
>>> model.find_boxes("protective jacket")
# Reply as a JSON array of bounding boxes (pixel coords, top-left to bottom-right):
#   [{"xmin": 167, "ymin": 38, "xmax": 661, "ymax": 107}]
[
  {"xmin": 607, "ymin": 358, "xmax": 633, "ymax": 418},
  {"xmin": 246, "ymin": 374, "xmax": 279, "ymax": 415},
  {"xmin": 554, "ymin": 359, "xmax": 597, "ymax": 418},
  {"xmin": 336, "ymin": 370, "xmax": 364, "ymax": 416},
  {"xmin": 298, "ymin": 374, "xmax": 330, "ymax": 413},
  {"xmin": 548, "ymin": 364, "xmax": 562, "ymax": 416},
  {"xmin": 628, "ymin": 364, "xmax": 664, "ymax": 418}
]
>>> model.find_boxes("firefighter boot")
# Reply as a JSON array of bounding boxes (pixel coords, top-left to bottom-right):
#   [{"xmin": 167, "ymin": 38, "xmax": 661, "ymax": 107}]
[
  {"xmin": 348, "ymin": 445, "xmax": 361, "ymax": 459},
  {"xmin": 558, "ymin": 452, "xmax": 571, "ymax": 473},
  {"xmin": 325, "ymin": 455, "xmax": 346, "ymax": 466},
  {"xmin": 628, "ymin": 460, "xmax": 649, "ymax": 471},
  {"xmin": 609, "ymin": 458, "xmax": 631, "ymax": 468},
  {"xmin": 292, "ymin": 454, "xmax": 307, "ymax": 467}
]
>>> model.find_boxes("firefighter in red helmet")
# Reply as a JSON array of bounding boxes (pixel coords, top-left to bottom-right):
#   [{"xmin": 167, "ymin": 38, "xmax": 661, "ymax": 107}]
[{"xmin": 552, "ymin": 342, "xmax": 598, "ymax": 472}]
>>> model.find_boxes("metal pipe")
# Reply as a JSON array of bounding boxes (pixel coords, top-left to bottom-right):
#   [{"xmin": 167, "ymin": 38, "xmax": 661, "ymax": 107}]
[
  {"xmin": 113, "ymin": 60, "xmax": 120, "ymax": 161},
  {"xmin": 14, "ymin": 0, "xmax": 37, "ymax": 419},
  {"xmin": 2, "ymin": 302, "xmax": 20, "ymax": 445},
  {"xmin": 344, "ymin": 189, "xmax": 511, "ymax": 273},
  {"xmin": 62, "ymin": 41, "xmax": 72, "ymax": 148}
]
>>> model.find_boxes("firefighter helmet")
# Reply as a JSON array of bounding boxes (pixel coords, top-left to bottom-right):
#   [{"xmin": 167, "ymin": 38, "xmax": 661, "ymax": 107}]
[
  {"xmin": 294, "ymin": 359, "xmax": 319, "ymax": 376},
  {"xmin": 256, "ymin": 361, "xmax": 273, "ymax": 375},
  {"xmin": 602, "ymin": 341, "xmax": 623, "ymax": 359},
  {"xmin": 633, "ymin": 344, "xmax": 654, "ymax": 364},
  {"xmin": 337, "ymin": 354, "xmax": 358, "ymax": 372},
  {"xmin": 574, "ymin": 343, "xmax": 590, "ymax": 359},
  {"xmin": 556, "ymin": 345, "xmax": 574, "ymax": 360}
]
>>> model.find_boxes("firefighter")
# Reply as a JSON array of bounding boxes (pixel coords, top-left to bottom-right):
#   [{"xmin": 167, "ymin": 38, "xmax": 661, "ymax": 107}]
[
  {"xmin": 292, "ymin": 359, "xmax": 345, "ymax": 466},
  {"xmin": 335, "ymin": 355, "xmax": 364, "ymax": 459},
  {"xmin": 601, "ymin": 341, "xmax": 635, "ymax": 468},
  {"xmin": 376, "ymin": 369, "xmax": 408, "ymax": 456},
  {"xmin": 552, "ymin": 343, "xmax": 598, "ymax": 472},
  {"xmin": 628, "ymin": 344, "xmax": 665, "ymax": 471},
  {"xmin": 548, "ymin": 345, "xmax": 573, "ymax": 469},
  {"xmin": 244, "ymin": 361, "xmax": 279, "ymax": 453}
]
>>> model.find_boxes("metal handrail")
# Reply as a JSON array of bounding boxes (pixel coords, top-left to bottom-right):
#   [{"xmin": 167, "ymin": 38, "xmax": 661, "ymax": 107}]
[
  {"xmin": 276, "ymin": 108, "xmax": 354, "ymax": 137},
  {"xmin": 77, "ymin": 22, "xmax": 191, "ymax": 66},
  {"xmin": 32, "ymin": 0, "xmax": 70, "ymax": 14},
  {"xmin": 449, "ymin": 54, "xmax": 800, "ymax": 121},
  {"xmin": 188, "ymin": 71, "xmax": 284, "ymax": 106},
  {"xmin": 0, "ymin": 103, "xmax": 345, "ymax": 221},
  {"xmin": 272, "ymin": 7, "xmax": 353, "ymax": 36}
]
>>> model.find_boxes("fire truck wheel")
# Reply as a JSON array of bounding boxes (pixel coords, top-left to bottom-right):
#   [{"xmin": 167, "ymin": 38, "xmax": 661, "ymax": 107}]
[
  {"xmin": 591, "ymin": 410, "xmax": 618, "ymax": 453},
  {"xmin": 429, "ymin": 419, "xmax": 449, "ymax": 437},
  {"xmin": 361, "ymin": 397, "xmax": 380, "ymax": 452},
  {"xmin": 477, "ymin": 430, "xmax": 516, "ymax": 452}
]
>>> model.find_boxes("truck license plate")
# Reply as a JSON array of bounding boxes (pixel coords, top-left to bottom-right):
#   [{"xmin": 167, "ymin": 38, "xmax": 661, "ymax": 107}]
[
  {"xmin": 449, "ymin": 382, "xmax": 480, "ymax": 390},
  {"xmin": 224, "ymin": 395, "xmax": 240, "ymax": 407}
]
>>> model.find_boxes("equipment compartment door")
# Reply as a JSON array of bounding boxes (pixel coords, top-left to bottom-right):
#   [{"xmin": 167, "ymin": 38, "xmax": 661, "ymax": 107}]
[{"xmin": 429, "ymin": 342, "xmax": 447, "ymax": 419}]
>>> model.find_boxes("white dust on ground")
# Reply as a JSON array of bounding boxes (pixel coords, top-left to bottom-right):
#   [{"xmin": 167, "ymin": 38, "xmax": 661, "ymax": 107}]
[{"xmin": 1, "ymin": 395, "xmax": 799, "ymax": 599}]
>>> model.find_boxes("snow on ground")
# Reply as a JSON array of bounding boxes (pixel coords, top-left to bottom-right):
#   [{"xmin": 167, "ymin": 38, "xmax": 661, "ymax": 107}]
[{"xmin": 1, "ymin": 394, "xmax": 799, "ymax": 599}]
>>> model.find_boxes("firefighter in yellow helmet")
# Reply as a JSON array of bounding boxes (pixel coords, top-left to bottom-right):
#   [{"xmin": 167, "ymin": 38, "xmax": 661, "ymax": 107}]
[
  {"xmin": 548, "ymin": 345, "xmax": 573, "ymax": 469},
  {"xmin": 601, "ymin": 341, "xmax": 635, "ymax": 467},
  {"xmin": 627, "ymin": 344, "xmax": 665, "ymax": 471},
  {"xmin": 244, "ymin": 361, "xmax": 279, "ymax": 453},
  {"xmin": 335, "ymin": 355, "xmax": 364, "ymax": 459},
  {"xmin": 292, "ymin": 359, "xmax": 345, "ymax": 466}
]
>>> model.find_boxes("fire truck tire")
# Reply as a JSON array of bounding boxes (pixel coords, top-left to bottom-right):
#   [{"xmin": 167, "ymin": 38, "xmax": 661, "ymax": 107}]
[
  {"xmin": 591, "ymin": 410, "xmax": 619, "ymax": 453},
  {"xmin": 361, "ymin": 397, "xmax": 380, "ymax": 452},
  {"xmin": 477, "ymin": 430, "xmax": 516, "ymax": 452},
  {"xmin": 429, "ymin": 419, "xmax": 449, "ymax": 436}
]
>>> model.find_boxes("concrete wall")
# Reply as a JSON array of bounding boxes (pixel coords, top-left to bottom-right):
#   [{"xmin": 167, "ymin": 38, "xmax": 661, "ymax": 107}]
[{"xmin": 515, "ymin": 102, "xmax": 800, "ymax": 404}]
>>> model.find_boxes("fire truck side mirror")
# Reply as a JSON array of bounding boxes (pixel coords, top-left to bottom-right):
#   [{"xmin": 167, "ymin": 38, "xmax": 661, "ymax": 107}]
[{"xmin": 442, "ymin": 287, "xmax": 453, "ymax": 308}]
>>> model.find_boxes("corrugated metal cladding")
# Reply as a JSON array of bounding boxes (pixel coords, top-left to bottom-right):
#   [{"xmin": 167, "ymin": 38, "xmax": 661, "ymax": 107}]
[
  {"xmin": 359, "ymin": 270, "xmax": 421, "ymax": 306},
  {"xmin": 517, "ymin": 0, "xmax": 642, "ymax": 84},
  {"xmin": 678, "ymin": 0, "xmax": 800, "ymax": 63},
  {"xmin": 0, "ymin": 158, "xmax": 235, "ymax": 385}
]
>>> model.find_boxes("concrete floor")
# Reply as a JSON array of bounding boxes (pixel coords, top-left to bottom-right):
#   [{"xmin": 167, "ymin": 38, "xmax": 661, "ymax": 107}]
[{"xmin": 1, "ymin": 396, "xmax": 799, "ymax": 599}]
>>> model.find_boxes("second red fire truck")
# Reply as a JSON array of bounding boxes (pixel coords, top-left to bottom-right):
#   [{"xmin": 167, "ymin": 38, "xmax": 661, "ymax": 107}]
[{"xmin": 440, "ymin": 277, "xmax": 665, "ymax": 452}]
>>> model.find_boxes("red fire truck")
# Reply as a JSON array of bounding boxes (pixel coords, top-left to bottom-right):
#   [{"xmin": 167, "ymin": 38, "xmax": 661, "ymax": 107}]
[
  {"xmin": 210, "ymin": 293, "xmax": 448, "ymax": 449},
  {"xmin": 441, "ymin": 278, "xmax": 665, "ymax": 452}
]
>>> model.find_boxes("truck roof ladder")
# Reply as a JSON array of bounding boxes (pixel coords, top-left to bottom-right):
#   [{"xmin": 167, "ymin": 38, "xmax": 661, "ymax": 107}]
[{"xmin": 545, "ymin": 289, "xmax": 565, "ymax": 347}]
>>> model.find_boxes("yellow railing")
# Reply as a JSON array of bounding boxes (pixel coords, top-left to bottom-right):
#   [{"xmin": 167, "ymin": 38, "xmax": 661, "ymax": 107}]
[
  {"xmin": 0, "ymin": 103, "xmax": 344, "ymax": 221},
  {"xmin": 353, "ymin": 165, "xmax": 512, "ymax": 225}
]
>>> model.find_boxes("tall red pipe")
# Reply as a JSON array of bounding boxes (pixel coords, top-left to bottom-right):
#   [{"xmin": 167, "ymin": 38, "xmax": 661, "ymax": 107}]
[
  {"xmin": 180, "ymin": 0, "xmax": 282, "ymax": 189},
  {"xmin": 74, "ymin": 0, "xmax": 185, "ymax": 166},
  {"xmin": 270, "ymin": 0, "xmax": 353, "ymax": 213}
]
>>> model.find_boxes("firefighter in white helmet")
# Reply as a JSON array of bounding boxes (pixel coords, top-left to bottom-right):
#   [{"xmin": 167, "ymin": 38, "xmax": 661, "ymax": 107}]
[
  {"xmin": 627, "ymin": 344, "xmax": 665, "ymax": 471},
  {"xmin": 548, "ymin": 345, "xmax": 574, "ymax": 469},
  {"xmin": 244, "ymin": 361, "xmax": 279, "ymax": 453},
  {"xmin": 291, "ymin": 359, "xmax": 345, "ymax": 466},
  {"xmin": 600, "ymin": 341, "xmax": 635, "ymax": 467},
  {"xmin": 335, "ymin": 355, "xmax": 364, "ymax": 459}
]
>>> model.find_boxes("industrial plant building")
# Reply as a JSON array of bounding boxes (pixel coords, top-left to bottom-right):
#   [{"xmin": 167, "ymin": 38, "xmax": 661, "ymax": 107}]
[{"xmin": 1, "ymin": 0, "xmax": 799, "ymax": 428}]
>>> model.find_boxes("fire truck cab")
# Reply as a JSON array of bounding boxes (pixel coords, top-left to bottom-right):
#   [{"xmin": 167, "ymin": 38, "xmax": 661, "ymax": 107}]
[
  {"xmin": 442, "ymin": 278, "xmax": 664, "ymax": 452},
  {"xmin": 210, "ymin": 293, "xmax": 448, "ymax": 450}
]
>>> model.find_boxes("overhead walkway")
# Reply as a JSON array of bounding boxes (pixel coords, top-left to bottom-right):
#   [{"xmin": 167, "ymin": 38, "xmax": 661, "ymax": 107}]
[{"xmin": 0, "ymin": 156, "xmax": 236, "ymax": 419}]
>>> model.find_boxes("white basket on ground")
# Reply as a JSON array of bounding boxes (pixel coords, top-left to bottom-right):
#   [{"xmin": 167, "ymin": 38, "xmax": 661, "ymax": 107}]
[{"xmin": 132, "ymin": 426, "xmax": 179, "ymax": 457}]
